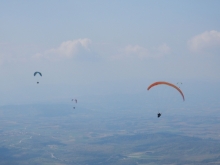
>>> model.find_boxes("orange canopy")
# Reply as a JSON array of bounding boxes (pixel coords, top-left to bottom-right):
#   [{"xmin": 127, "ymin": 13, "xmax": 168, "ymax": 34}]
[{"xmin": 147, "ymin": 81, "xmax": 185, "ymax": 101}]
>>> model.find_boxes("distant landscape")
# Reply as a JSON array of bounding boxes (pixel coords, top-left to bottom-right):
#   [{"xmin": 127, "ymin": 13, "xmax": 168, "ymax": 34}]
[{"xmin": 0, "ymin": 101, "xmax": 220, "ymax": 165}]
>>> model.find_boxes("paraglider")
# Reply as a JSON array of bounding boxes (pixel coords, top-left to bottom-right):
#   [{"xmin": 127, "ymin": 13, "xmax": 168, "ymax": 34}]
[
  {"xmin": 147, "ymin": 81, "xmax": 185, "ymax": 118},
  {"xmin": 34, "ymin": 71, "xmax": 42, "ymax": 84},
  {"xmin": 177, "ymin": 82, "xmax": 183, "ymax": 88},
  {"xmin": 72, "ymin": 99, "xmax": 77, "ymax": 103},
  {"xmin": 72, "ymin": 99, "xmax": 77, "ymax": 109}
]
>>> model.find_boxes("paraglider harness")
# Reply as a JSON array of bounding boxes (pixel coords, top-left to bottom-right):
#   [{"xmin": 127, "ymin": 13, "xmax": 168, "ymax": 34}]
[{"xmin": 157, "ymin": 113, "xmax": 161, "ymax": 118}]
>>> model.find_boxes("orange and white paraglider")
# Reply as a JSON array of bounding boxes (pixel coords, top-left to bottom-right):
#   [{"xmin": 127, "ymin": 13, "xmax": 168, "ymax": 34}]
[{"xmin": 147, "ymin": 81, "xmax": 185, "ymax": 118}]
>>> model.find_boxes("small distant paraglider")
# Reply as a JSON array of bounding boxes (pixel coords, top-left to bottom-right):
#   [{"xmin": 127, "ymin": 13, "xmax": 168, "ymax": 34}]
[
  {"xmin": 72, "ymin": 99, "xmax": 77, "ymax": 109},
  {"xmin": 177, "ymin": 82, "xmax": 183, "ymax": 88},
  {"xmin": 34, "ymin": 71, "xmax": 42, "ymax": 84}
]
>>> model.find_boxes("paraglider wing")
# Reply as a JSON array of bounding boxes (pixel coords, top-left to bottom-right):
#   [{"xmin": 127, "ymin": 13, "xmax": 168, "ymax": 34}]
[
  {"xmin": 147, "ymin": 81, "xmax": 185, "ymax": 101},
  {"xmin": 34, "ymin": 72, "xmax": 42, "ymax": 76}
]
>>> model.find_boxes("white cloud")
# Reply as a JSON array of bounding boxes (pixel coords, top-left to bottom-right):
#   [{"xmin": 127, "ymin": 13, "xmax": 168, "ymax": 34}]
[
  {"xmin": 188, "ymin": 30, "xmax": 220, "ymax": 52},
  {"xmin": 113, "ymin": 43, "xmax": 171, "ymax": 60},
  {"xmin": 158, "ymin": 43, "xmax": 171, "ymax": 55},
  {"xmin": 47, "ymin": 39, "xmax": 91, "ymax": 57},
  {"xmin": 124, "ymin": 45, "xmax": 150, "ymax": 59},
  {"xmin": 33, "ymin": 38, "xmax": 93, "ymax": 61},
  {"xmin": 0, "ymin": 39, "xmax": 96, "ymax": 64},
  {"xmin": 0, "ymin": 40, "xmax": 171, "ymax": 64}
]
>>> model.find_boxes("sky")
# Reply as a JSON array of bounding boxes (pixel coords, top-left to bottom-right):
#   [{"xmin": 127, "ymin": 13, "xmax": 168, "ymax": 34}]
[{"xmin": 0, "ymin": 0, "xmax": 220, "ymax": 105}]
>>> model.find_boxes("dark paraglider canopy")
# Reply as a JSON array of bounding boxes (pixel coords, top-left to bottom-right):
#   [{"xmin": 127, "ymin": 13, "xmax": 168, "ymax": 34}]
[
  {"xmin": 72, "ymin": 99, "xmax": 77, "ymax": 103},
  {"xmin": 34, "ymin": 72, "xmax": 42, "ymax": 76}
]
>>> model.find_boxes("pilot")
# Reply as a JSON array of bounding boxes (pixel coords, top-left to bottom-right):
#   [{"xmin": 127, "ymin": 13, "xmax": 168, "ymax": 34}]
[{"xmin": 157, "ymin": 113, "xmax": 161, "ymax": 118}]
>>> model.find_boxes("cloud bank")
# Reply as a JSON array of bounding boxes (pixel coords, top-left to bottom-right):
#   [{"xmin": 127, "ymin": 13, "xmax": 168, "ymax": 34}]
[
  {"xmin": 0, "ymin": 40, "xmax": 172, "ymax": 64},
  {"xmin": 113, "ymin": 43, "xmax": 171, "ymax": 60},
  {"xmin": 34, "ymin": 38, "xmax": 93, "ymax": 61},
  {"xmin": 124, "ymin": 45, "xmax": 149, "ymax": 59},
  {"xmin": 188, "ymin": 30, "xmax": 220, "ymax": 53}
]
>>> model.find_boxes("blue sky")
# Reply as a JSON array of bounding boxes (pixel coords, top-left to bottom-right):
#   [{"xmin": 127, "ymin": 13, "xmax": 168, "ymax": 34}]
[{"xmin": 0, "ymin": 1, "xmax": 220, "ymax": 105}]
